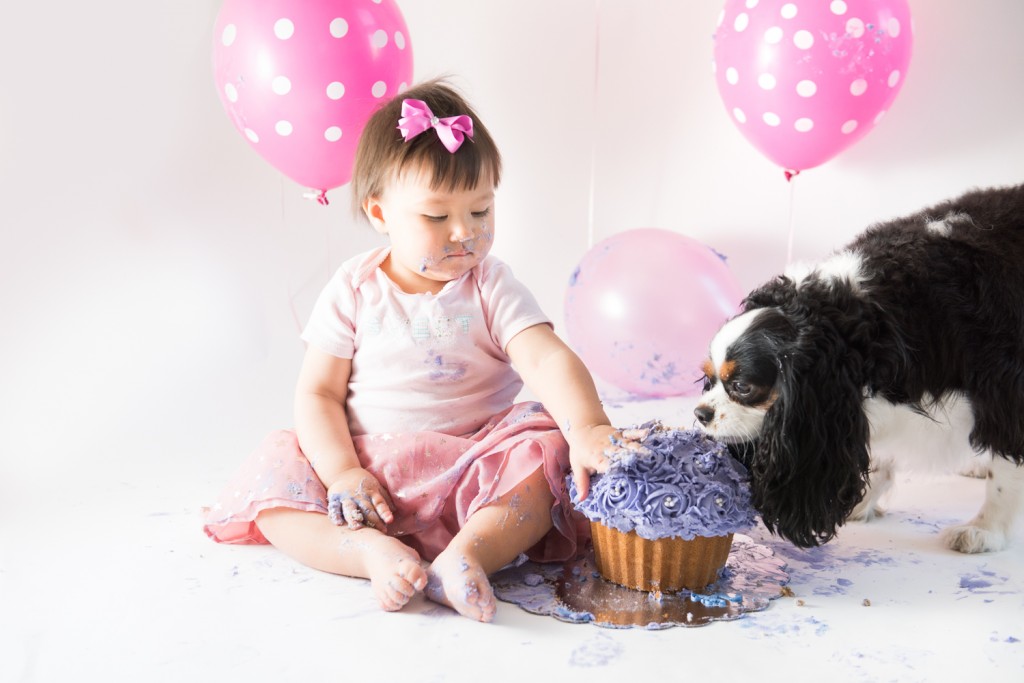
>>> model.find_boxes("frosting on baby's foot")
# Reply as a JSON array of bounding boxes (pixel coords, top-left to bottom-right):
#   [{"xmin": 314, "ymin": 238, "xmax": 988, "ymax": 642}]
[
  {"xmin": 425, "ymin": 551, "xmax": 496, "ymax": 623},
  {"xmin": 360, "ymin": 535, "xmax": 428, "ymax": 612}
]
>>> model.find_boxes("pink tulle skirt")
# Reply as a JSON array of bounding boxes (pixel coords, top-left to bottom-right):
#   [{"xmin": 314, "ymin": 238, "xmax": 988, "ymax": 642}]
[{"xmin": 202, "ymin": 402, "xmax": 588, "ymax": 563}]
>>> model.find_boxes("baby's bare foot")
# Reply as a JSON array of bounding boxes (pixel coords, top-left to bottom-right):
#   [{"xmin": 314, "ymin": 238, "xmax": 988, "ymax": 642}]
[
  {"xmin": 424, "ymin": 550, "xmax": 496, "ymax": 622},
  {"xmin": 355, "ymin": 533, "xmax": 428, "ymax": 611}
]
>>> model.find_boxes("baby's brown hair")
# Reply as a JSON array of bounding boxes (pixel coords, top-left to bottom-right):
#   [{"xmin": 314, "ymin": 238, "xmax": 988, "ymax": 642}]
[{"xmin": 351, "ymin": 79, "xmax": 502, "ymax": 219}]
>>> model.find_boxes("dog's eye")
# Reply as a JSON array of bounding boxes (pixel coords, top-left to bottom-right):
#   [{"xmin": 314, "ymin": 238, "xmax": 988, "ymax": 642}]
[
  {"xmin": 701, "ymin": 376, "xmax": 712, "ymax": 393},
  {"xmin": 730, "ymin": 380, "xmax": 753, "ymax": 398}
]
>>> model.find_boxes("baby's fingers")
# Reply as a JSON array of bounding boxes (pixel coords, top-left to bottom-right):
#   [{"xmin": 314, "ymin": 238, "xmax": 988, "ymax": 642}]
[
  {"xmin": 342, "ymin": 498, "xmax": 365, "ymax": 530},
  {"xmin": 328, "ymin": 493, "xmax": 344, "ymax": 525},
  {"xmin": 357, "ymin": 493, "xmax": 391, "ymax": 532},
  {"xmin": 370, "ymin": 490, "xmax": 394, "ymax": 525},
  {"xmin": 573, "ymin": 467, "xmax": 592, "ymax": 502}
]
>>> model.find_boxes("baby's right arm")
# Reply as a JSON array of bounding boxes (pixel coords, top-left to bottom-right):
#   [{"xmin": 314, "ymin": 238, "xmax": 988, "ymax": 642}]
[{"xmin": 294, "ymin": 346, "xmax": 394, "ymax": 530}]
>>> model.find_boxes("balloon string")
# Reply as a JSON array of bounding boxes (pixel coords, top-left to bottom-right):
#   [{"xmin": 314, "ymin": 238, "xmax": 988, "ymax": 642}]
[
  {"xmin": 325, "ymin": 207, "xmax": 332, "ymax": 289},
  {"xmin": 785, "ymin": 170, "xmax": 798, "ymax": 266},
  {"xmin": 282, "ymin": 178, "xmax": 304, "ymax": 337},
  {"xmin": 586, "ymin": 0, "xmax": 602, "ymax": 250}
]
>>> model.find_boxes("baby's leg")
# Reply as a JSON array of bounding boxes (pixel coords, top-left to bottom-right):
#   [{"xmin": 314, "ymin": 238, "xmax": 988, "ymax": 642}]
[
  {"xmin": 256, "ymin": 509, "xmax": 428, "ymax": 611},
  {"xmin": 425, "ymin": 467, "xmax": 555, "ymax": 622}
]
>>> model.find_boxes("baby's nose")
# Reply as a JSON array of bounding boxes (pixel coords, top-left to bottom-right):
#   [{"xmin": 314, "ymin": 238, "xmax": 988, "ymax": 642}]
[{"xmin": 450, "ymin": 221, "xmax": 473, "ymax": 241}]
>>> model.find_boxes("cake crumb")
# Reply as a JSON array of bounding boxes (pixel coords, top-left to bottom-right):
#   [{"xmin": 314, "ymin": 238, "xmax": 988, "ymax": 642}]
[
  {"xmin": 862, "ymin": 598, "xmax": 871, "ymax": 607},
  {"xmin": 780, "ymin": 586, "xmax": 795, "ymax": 597},
  {"xmin": 795, "ymin": 599, "xmax": 805, "ymax": 607}
]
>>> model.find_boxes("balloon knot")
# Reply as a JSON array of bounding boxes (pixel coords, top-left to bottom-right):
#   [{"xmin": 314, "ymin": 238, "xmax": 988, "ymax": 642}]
[
  {"xmin": 784, "ymin": 169, "xmax": 800, "ymax": 182},
  {"xmin": 303, "ymin": 189, "xmax": 329, "ymax": 205}
]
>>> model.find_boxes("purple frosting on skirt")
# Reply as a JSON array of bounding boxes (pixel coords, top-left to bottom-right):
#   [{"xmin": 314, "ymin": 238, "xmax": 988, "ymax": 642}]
[{"xmin": 568, "ymin": 423, "xmax": 757, "ymax": 541}]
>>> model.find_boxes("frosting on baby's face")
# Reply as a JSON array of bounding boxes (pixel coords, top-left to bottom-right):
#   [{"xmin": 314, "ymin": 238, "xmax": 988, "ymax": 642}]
[
  {"xmin": 368, "ymin": 168, "xmax": 496, "ymax": 295},
  {"xmin": 569, "ymin": 423, "xmax": 757, "ymax": 541}
]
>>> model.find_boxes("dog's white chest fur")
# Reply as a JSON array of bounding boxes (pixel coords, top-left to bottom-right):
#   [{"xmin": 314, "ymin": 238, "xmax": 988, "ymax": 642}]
[{"xmin": 864, "ymin": 393, "xmax": 980, "ymax": 473}]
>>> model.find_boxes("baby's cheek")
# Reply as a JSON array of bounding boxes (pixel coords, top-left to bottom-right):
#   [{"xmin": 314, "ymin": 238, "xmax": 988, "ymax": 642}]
[
  {"xmin": 478, "ymin": 228, "xmax": 494, "ymax": 249},
  {"xmin": 473, "ymin": 231, "xmax": 494, "ymax": 259}
]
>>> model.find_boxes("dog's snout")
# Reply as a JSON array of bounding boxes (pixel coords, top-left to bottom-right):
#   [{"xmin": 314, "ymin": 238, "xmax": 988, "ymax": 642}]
[{"xmin": 694, "ymin": 404, "xmax": 715, "ymax": 426}]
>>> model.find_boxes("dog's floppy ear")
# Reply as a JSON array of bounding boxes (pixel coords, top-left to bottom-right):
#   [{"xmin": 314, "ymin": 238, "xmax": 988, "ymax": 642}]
[
  {"xmin": 743, "ymin": 275, "xmax": 797, "ymax": 311},
  {"xmin": 750, "ymin": 299, "xmax": 872, "ymax": 548}
]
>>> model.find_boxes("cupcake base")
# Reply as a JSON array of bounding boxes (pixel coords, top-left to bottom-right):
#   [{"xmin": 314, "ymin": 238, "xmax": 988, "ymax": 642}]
[{"xmin": 590, "ymin": 521, "xmax": 733, "ymax": 592}]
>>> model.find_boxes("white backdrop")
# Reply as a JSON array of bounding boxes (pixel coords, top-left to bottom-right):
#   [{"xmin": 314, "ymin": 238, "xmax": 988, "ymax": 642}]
[{"xmin": 1, "ymin": 1, "xmax": 1022, "ymax": 510}]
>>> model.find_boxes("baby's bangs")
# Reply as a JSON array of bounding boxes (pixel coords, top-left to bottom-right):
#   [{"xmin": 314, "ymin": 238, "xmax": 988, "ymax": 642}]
[{"xmin": 398, "ymin": 134, "xmax": 501, "ymax": 193}]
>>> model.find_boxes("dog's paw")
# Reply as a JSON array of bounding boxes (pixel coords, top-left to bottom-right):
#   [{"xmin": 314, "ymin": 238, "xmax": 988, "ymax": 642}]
[
  {"xmin": 848, "ymin": 501, "xmax": 885, "ymax": 522},
  {"xmin": 940, "ymin": 523, "xmax": 1008, "ymax": 553}
]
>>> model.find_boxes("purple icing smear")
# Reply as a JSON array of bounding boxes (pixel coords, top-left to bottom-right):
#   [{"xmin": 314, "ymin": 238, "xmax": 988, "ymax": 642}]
[
  {"xmin": 568, "ymin": 422, "xmax": 757, "ymax": 541},
  {"xmin": 491, "ymin": 535, "xmax": 789, "ymax": 629}
]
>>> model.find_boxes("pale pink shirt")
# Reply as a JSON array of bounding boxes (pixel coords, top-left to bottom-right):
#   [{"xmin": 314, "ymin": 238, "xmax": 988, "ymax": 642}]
[{"xmin": 301, "ymin": 247, "xmax": 551, "ymax": 437}]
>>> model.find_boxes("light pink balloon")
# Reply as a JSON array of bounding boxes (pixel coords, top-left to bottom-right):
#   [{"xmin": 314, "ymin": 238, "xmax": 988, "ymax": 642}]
[
  {"xmin": 564, "ymin": 229, "xmax": 745, "ymax": 398},
  {"xmin": 713, "ymin": 0, "xmax": 912, "ymax": 172},
  {"xmin": 212, "ymin": 0, "xmax": 413, "ymax": 198}
]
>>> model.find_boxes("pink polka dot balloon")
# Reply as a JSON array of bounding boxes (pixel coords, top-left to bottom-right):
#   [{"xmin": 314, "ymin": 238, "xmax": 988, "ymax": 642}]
[
  {"xmin": 713, "ymin": 0, "xmax": 912, "ymax": 173},
  {"xmin": 564, "ymin": 229, "xmax": 745, "ymax": 398},
  {"xmin": 212, "ymin": 0, "xmax": 413, "ymax": 202}
]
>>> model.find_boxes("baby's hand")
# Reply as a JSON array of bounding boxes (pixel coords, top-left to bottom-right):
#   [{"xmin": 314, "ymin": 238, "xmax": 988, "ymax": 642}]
[
  {"xmin": 567, "ymin": 424, "xmax": 620, "ymax": 501},
  {"xmin": 327, "ymin": 468, "xmax": 395, "ymax": 532}
]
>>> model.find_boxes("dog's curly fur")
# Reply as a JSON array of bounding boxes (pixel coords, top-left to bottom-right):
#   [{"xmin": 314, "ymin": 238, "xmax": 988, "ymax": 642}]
[{"xmin": 695, "ymin": 184, "xmax": 1024, "ymax": 550}]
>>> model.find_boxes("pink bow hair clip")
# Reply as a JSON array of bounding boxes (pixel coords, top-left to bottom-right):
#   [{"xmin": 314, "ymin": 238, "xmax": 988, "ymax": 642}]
[{"xmin": 397, "ymin": 99, "xmax": 474, "ymax": 153}]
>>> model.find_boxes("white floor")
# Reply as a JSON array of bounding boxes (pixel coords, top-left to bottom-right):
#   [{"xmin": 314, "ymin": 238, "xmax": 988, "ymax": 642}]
[{"xmin": 4, "ymin": 396, "xmax": 1023, "ymax": 683}]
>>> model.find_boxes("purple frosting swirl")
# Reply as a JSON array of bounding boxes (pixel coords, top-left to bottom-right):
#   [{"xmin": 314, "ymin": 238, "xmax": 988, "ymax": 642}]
[{"xmin": 568, "ymin": 423, "xmax": 757, "ymax": 541}]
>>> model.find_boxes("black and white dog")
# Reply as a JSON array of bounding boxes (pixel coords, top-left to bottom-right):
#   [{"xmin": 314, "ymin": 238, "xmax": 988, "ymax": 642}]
[{"xmin": 694, "ymin": 184, "xmax": 1024, "ymax": 552}]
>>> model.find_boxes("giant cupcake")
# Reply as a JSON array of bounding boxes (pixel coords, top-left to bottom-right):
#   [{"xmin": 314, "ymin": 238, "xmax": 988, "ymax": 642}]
[{"xmin": 569, "ymin": 422, "xmax": 757, "ymax": 592}]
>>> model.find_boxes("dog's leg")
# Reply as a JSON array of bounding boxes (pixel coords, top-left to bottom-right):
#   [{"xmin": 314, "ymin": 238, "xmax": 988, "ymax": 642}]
[
  {"xmin": 849, "ymin": 459, "xmax": 895, "ymax": 522},
  {"xmin": 941, "ymin": 456, "xmax": 1024, "ymax": 553},
  {"xmin": 854, "ymin": 400, "xmax": 900, "ymax": 522}
]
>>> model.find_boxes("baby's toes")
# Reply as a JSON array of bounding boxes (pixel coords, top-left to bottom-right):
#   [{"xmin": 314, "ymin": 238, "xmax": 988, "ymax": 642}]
[
  {"xmin": 374, "ymin": 584, "xmax": 406, "ymax": 612},
  {"xmin": 456, "ymin": 576, "xmax": 495, "ymax": 623},
  {"xmin": 475, "ymin": 580, "xmax": 497, "ymax": 622},
  {"xmin": 398, "ymin": 558, "xmax": 429, "ymax": 592},
  {"xmin": 383, "ymin": 578, "xmax": 416, "ymax": 609},
  {"xmin": 379, "ymin": 559, "xmax": 427, "ymax": 610}
]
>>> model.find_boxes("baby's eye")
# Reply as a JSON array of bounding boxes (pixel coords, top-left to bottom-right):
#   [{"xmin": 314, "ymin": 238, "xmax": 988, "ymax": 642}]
[
  {"xmin": 423, "ymin": 214, "xmax": 448, "ymax": 223},
  {"xmin": 471, "ymin": 207, "xmax": 492, "ymax": 219}
]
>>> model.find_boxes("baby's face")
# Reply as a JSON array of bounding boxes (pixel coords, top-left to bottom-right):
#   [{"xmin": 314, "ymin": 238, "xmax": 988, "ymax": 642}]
[{"xmin": 369, "ymin": 169, "xmax": 495, "ymax": 294}]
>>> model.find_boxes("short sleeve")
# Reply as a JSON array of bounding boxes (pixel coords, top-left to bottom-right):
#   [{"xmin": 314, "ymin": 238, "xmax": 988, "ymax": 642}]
[
  {"xmin": 476, "ymin": 257, "xmax": 552, "ymax": 352},
  {"xmin": 300, "ymin": 267, "xmax": 358, "ymax": 359}
]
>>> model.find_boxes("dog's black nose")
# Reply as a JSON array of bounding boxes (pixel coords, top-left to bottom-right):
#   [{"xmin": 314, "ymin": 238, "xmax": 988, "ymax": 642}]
[{"xmin": 694, "ymin": 405, "xmax": 715, "ymax": 426}]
